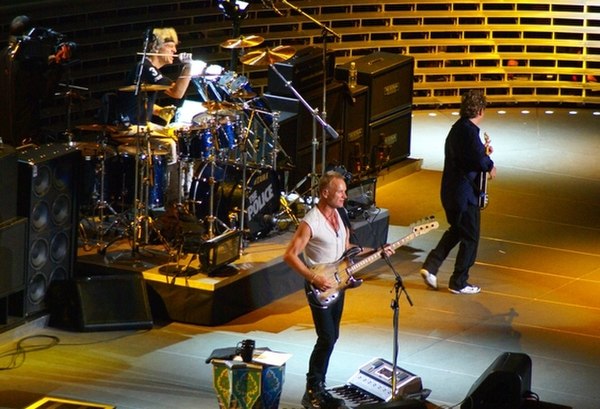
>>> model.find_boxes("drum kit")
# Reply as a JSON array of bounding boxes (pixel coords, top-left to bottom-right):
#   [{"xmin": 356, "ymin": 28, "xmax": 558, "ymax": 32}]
[{"xmin": 76, "ymin": 34, "xmax": 303, "ymax": 261}]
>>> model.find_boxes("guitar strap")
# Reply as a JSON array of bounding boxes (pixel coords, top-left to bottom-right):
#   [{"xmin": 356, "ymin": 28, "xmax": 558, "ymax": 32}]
[{"xmin": 337, "ymin": 206, "xmax": 359, "ymax": 243}]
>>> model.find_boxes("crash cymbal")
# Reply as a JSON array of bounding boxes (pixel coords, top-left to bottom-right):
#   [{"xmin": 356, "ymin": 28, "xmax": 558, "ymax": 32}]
[
  {"xmin": 240, "ymin": 45, "xmax": 296, "ymax": 66},
  {"xmin": 75, "ymin": 123, "xmax": 121, "ymax": 133},
  {"xmin": 220, "ymin": 35, "xmax": 264, "ymax": 49},
  {"xmin": 118, "ymin": 83, "xmax": 170, "ymax": 92},
  {"xmin": 231, "ymin": 89, "xmax": 257, "ymax": 99}
]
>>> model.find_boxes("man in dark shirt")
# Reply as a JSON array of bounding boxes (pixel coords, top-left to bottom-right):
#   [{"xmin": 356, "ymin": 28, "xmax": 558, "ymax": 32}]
[{"xmin": 420, "ymin": 89, "xmax": 496, "ymax": 294}]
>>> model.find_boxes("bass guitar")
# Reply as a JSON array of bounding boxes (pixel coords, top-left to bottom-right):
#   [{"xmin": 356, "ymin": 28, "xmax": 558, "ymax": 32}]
[
  {"xmin": 478, "ymin": 132, "xmax": 491, "ymax": 209},
  {"xmin": 306, "ymin": 217, "xmax": 439, "ymax": 307}
]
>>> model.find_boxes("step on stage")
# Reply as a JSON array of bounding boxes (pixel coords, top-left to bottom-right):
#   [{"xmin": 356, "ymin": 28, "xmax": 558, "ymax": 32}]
[{"xmin": 75, "ymin": 209, "xmax": 389, "ymax": 326}]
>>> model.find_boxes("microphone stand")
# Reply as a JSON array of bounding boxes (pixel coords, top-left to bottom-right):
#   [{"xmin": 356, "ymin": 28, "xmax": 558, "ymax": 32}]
[
  {"xmin": 269, "ymin": 64, "xmax": 338, "ymax": 200},
  {"xmin": 280, "ymin": 0, "xmax": 341, "ymax": 200},
  {"xmin": 363, "ymin": 209, "xmax": 414, "ymax": 401}
]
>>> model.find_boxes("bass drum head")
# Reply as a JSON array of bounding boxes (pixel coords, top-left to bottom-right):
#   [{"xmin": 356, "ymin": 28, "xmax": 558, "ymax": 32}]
[{"xmin": 188, "ymin": 164, "xmax": 280, "ymax": 240}]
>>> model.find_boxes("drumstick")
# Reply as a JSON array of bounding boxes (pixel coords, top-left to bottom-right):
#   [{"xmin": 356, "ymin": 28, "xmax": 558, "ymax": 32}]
[{"xmin": 137, "ymin": 52, "xmax": 180, "ymax": 57}]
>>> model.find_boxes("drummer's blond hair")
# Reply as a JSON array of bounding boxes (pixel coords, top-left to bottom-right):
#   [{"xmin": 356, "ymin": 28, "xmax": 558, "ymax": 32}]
[{"xmin": 151, "ymin": 27, "xmax": 179, "ymax": 51}]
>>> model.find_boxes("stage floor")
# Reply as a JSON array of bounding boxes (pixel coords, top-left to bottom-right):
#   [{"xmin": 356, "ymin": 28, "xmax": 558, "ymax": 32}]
[{"xmin": 0, "ymin": 107, "xmax": 598, "ymax": 409}]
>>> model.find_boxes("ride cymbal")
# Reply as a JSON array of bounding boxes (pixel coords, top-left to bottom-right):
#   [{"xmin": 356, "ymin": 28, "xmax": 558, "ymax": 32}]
[
  {"xmin": 240, "ymin": 45, "xmax": 296, "ymax": 66},
  {"xmin": 118, "ymin": 83, "xmax": 170, "ymax": 92},
  {"xmin": 220, "ymin": 35, "xmax": 264, "ymax": 49}
]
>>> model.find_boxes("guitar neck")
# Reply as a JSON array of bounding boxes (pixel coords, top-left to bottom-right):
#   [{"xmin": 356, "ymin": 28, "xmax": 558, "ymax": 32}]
[{"xmin": 346, "ymin": 233, "xmax": 417, "ymax": 275}]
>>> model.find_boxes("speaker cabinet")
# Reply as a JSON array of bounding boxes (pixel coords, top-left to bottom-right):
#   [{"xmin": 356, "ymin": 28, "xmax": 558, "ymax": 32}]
[
  {"xmin": 368, "ymin": 107, "xmax": 412, "ymax": 170},
  {"xmin": 0, "ymin": 217, "xmax": 27, "ymax": 298},
  {"xmin": 291, "ymin": 139, "xmax": 342, "ymax": 189},
  {"xmin": 342, "ymin": 84, "xmax": 369, "ymax": 174},
  {"xmin": 461, "ymin": 352, "xmax": 532, "ymax": 409},
  {"xmin": 0, "ymin": 144, "xmax": 18, "ymax": 223},
  {"xmin": 17, "ymin": 144, "xmax": 80, "ymax": 316},
  {"xmin": 48, "ymin": 274, "xmax": 153, "ymax": 332},
  {"xmin": 336, "ymin": 52, "xmax": 414, "ymax": 121},
  {"xmin": 267, "ymin": 45, "xmax": 336, "ymax": 97},
  {"xmin": 274, "ymin": 80, "xmax": 345, "ymax": 154}
]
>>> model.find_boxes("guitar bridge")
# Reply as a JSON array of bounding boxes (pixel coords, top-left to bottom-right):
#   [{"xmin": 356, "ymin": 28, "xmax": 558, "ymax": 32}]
[{"xmin": 347, "ymin": 276, "xmax": 363, "ymax": 289}]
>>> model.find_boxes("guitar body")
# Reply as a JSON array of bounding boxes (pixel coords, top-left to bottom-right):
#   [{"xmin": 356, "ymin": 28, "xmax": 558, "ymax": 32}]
[
  {"xmin": 305, "ymin": 218, "xmax": 439, "ymax": 307},
  {"xmin": 306, "ymin": 258, "xmax": 359, "ymax": 307},
  {"xmin": 478, "ymin": 132, "xmax": 491, "ymax": 209}
]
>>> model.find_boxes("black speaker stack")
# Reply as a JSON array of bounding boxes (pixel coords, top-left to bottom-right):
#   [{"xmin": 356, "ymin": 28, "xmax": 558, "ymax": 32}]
[
  {"xmin": 336, "ymin": 52, "xmax": 414, "ymax": 173},
  {"xmin": 16, "ymin": 144, "xmax": 81, "ymax": 318},
  {"xmin": 265, "ymin": 48, "xmax": 414, "ymax": 189},
  {"xmin": 0, "ymin": 145, "xmax": 27, "ymax": 325}
]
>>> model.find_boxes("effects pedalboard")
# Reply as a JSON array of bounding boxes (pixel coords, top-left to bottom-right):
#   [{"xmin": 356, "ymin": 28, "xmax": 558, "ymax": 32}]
[{"xmin": 327, "ymin": 357, "xmax": 429, "ymax": 408}]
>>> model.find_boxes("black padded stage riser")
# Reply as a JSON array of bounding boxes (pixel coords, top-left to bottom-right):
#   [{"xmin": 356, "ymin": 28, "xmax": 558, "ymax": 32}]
[
  {"xmin": 48, "ymin": 274, "xmax": 153, "ymax": 332},
  {"xmin": 17, "ymin": 144, "xmax": 80, "ymax": 317}
]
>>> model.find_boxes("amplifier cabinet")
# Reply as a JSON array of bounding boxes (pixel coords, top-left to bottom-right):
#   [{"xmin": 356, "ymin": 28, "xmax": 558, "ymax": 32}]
[
  {"xmin": 268, "ymin": 45, "xmax": 336, "ymax": 98},
  {"xmin": 336, "ymin": 52, "xmax": 414, "ymax": 122},
  {"xmin": 368, "ymin": 107, "xmax": 412, "ymax": 170},
  {"xmin": 0, "ymin": 144, "xmax": 18, "ymax": 223}
]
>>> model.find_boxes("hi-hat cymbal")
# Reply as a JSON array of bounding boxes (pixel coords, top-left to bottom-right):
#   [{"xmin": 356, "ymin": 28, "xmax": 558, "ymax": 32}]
[
  {"xmin": 240, "ymin": 45, "xmax": 296, "ymax": 66},
  {"xmin": 201, "ymin": 100, "xmax": 243, "ymax": 113},
  {"xmin": 231, "ymin": 89, "xmax": 257, "ymax": 99},
  {"xmin": 220, "ymin": 35, "xmax": 264, "ymax": 49},
  {"xmin": 118, "ymin": 83, "xmax": 170, "ymax": 92}
]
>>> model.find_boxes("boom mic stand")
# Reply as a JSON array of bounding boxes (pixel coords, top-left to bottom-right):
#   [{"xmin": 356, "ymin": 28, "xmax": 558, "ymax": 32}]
[
  {"xmin": 281, "ymin": 0, "xmax": 341, "ymax": 200},
  {"xmin": 269, "ymin": 64, "xmax": 339, "ymax": 201}
]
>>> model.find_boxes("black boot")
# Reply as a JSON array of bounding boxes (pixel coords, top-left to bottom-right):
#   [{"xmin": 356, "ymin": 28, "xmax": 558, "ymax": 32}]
[{"xmin": 301, "ymin": 381, "xmax": 347, "ymax": 409}]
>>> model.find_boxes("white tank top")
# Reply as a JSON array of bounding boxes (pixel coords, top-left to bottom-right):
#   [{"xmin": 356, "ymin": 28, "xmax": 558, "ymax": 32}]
[{"xmin": 302, "ymin": 207, "xmax": 347, "ymax": 267}]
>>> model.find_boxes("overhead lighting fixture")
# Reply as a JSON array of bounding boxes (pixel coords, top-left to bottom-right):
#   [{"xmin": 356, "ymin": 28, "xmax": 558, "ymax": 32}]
[{"xmin": 218, "ymin": 0, "xmax": 249, "ymax": 20}]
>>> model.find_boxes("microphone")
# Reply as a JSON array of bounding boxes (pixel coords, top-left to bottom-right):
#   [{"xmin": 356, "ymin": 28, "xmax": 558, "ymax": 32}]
[
  {"xmin": 261, "ymin": 0, "xmax": 284, "ymax": 16},
  {"xmin": 144, "ymin": 27, "xmax": 155, "ymax": 43}
]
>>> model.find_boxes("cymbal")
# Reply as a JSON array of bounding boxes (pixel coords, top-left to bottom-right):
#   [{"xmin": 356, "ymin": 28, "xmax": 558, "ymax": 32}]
[
  {"xmin": 70, "ymin": 142, "xmax": 116, "ymax": 158},
  {"xmin": 231, "ymin": 89, "xmax": 257, "ymax": 99},
  {"xmin": 118, "ymin": 83, "xmax": 170, "ymax": 92},
  {"xmin": 75, "ymin": 123, "xmax": 121, "ymax": 133},
  {"xmin": 201, "ymin": 100, "xmax": 243, "ymax": 113},
  {"xmin": 220, "ymin": 35, "xmax": 264, "ymax": 49},
  {"xmin": 240, "ymin": 46, "xmax": 296, "ymax": 66}
]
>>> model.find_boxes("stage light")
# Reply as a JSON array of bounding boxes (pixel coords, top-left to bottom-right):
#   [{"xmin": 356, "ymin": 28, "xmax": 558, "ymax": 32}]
[{"xmin": 218, "ymin": 0, "xmax": 249, "ymax": 20}]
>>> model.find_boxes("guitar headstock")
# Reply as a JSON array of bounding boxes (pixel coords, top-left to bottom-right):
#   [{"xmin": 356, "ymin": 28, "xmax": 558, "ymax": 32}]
[{"xmin": 411, "ymin": 216, "xmax": 440, "ymax": 236}]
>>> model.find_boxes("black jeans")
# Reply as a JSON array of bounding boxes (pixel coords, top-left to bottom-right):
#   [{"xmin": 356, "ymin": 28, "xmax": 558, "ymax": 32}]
[
  {"xmin": 422, "ymin": 204, "xmax": 480, "ymax": 290},
  {"xmin": 305, "ymin": 283, "xmax": 345, "ymax": 387}
]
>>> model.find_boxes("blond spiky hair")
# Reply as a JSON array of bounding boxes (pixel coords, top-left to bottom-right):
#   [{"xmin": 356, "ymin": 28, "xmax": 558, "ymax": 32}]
[{"xmin": 151, "ymin": 27, "xmax": 179, "ymax": 51}]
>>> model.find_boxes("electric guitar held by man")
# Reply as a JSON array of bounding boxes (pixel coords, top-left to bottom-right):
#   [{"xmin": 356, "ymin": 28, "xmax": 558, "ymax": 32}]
[
  {"xmin": 306, "ymin": 217, "xmax": 439, "ymax": 307},
  {"xmin": 478, "ymin": 132, "xmax": 492, "ymax": 209}
]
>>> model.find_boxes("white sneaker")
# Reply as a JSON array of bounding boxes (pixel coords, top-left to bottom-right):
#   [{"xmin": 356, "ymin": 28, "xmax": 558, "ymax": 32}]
[
  {"xmin": 449, "ymin": 284, "xmax": 481, "ymax": 294},
  {"xmin": 420, "ymin": 269, "xmax": 438, "ymax": 290}
]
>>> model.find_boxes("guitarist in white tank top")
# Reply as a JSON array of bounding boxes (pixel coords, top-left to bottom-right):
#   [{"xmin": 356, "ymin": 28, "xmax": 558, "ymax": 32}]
[{"xmin": 284, "ymin": 171, "xmax": 395, "ymax": 409}]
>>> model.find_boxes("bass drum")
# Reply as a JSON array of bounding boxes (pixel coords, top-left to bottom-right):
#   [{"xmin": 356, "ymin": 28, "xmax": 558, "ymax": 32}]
[{"xmin": 188, "ymin": 164, "xmax": 280, "ymax": 240}]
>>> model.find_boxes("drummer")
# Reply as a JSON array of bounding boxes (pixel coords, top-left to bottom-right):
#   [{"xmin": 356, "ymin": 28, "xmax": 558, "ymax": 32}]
[
  {"xmin": 117, "ymin": 27, "xmax": 194, "ymax": 126},
  {"xmin": 116, "ymin": 27, "xmax": 198, "ymax": 207}
]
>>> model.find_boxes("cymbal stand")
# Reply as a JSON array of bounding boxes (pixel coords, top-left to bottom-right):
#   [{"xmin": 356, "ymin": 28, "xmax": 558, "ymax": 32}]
[{"xmin": 88, "ymin": 134, "xmax": 122, "ymax": 248}]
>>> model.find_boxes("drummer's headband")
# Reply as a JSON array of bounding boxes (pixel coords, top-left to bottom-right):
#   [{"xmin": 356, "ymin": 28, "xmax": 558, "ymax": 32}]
[{"xmin": 151, "ymin": 27, "xmax": 179, "ymax": 51}]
